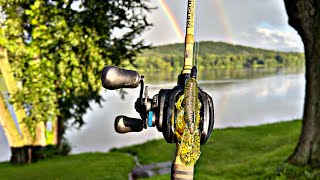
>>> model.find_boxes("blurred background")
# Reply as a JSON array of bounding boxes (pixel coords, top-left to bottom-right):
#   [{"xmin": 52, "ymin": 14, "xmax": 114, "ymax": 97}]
[{"xmin": 0, "ymin": 0, "xmax": 305, "ymax": 163}]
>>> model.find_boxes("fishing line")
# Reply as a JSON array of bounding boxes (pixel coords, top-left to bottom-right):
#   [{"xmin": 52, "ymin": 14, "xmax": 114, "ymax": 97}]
[
  {"xmin": 194, "ymin": 0, "xmax": 200, "ymax": 80},
  {"xmin": 192, "ymin": 0, "xmax": 202, "ymax": 150},
  {"xmin": 193, "ymin": 8, "xmax": 197, "ymax": 68}
]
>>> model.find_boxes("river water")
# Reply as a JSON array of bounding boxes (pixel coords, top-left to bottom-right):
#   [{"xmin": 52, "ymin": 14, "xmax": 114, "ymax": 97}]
[{"xmin": 0, "ymin": 67, "xmax": 305, "ymax": 162}]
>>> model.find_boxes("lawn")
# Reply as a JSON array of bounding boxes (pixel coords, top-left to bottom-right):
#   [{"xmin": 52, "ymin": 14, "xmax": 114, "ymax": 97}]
[
  {"xmin": 114, "ymin": 120, "xmax": 301, "ymax": 179},
  {"xmin": 0, "ymin": 152, "xmax": 135, "ymax": 180},
  {"xmin": 1, "ymin": 120, "xmax": 312, "ymax": 179}
]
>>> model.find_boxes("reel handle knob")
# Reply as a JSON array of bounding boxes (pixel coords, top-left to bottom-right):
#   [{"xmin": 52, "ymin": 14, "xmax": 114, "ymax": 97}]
[
  {"xmin": 115, "ymin": 116, "xmax": 143, "ymax": 133},
  {"xmin": 101, "ymin": 66, "xmax": 140, "ymax": 90}
]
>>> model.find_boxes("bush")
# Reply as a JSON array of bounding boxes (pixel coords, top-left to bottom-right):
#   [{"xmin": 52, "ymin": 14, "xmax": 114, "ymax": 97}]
[{"xmin": 59, "ymin": 139, "xmax": 72, "ymax": 156}]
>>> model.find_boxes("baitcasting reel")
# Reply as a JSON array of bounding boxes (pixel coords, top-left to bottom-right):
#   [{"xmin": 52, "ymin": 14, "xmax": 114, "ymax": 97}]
[{"xmin": 101, "ymin": 66, "xmax": 214, "ymax": 144}]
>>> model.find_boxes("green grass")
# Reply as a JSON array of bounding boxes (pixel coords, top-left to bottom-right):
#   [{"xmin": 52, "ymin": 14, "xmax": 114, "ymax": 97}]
[
  {"xmin": 114, "ymin": 120, "xmax": 302, "ymax": 179},
  {"xmin": 0, "ymin": 152, "xmax": 135, "ymax": 180},
  {"xmin": 0, "ymin": 120, "xmax": 306, "ymax": 179}
]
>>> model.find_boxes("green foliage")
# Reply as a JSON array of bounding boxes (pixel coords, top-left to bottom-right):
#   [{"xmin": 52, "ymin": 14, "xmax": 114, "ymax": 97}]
[
  {"xmin": 35, "ymin": 139, "xmax": 71, "ymax": 157},
  {"xmin": 0, "ymin": 0, "xmax": 152, "ymax": 133},
  {"xmin": 59, "ymin": 138, "xmax": 72, "ymax": 156},
  {"xmin": 34, "ymin": 145, "xmax": 59, "ymax": 159},
  {"xmin": 135, "ymin": 41, "xmax": 305, "ymax": 71}
]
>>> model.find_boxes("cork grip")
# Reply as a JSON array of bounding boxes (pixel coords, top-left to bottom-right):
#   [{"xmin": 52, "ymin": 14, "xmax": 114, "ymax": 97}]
[{"xmin": 171, "ymin": 145, "xmax": 194, "ymax": 180}]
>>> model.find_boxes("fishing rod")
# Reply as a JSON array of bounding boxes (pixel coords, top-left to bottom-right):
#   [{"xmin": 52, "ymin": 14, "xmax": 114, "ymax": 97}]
[{"xmin": 101, "ymin": 0, "xmax": 214, "ymax": 179}]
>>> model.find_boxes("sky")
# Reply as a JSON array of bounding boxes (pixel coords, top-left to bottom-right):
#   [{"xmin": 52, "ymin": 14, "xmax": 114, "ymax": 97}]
[{"xmin": 141, "ymin": 0, "xmax": 304, "ymax": 52}]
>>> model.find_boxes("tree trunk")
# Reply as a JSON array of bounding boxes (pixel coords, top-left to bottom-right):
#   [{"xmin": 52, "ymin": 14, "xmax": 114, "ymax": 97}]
[
  {"xmin": 0, "ymin": 47, "xmax": 33, "ymax": 146},
  {"xmin": 284, "ymin": 0, "xmax": 320, "ymax": 167},
  {"xmin": 0, "ymin": 93, "xmax": 24, "ymax": 147},
  {"xmin": 57, "ymin": 115, "xmax": 65, "ymax": 151},
  {"xmin": 52, "ymin": 118, "xmax": 58, "ymax": 145},
  {"xmin": 0, "ymin": 47, "xmax": 48, "ymax": 163},
  {"xmin": 0, "ymin": 93, "xmax": 27, "ymax": 163},
  {"xmin": 34, "ymin": 122, "xmax": 47, "ymax": 146},
  {"xmin": 10, "ymin": 147, "xmax": 28, "ymax": 164}
]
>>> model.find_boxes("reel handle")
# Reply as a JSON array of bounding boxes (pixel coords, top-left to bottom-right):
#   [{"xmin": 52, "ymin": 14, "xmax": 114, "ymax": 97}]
[
  {"xmin": 115, "ymin": 116, "xmax": 143, "ymax": 133},
  {"xmin": 101, "ymin": 66, "xmax": 140, "ymax": 90}
]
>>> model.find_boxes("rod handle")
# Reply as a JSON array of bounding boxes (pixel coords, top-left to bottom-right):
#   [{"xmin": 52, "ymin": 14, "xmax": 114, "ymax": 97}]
[
  {"xmin": 171, "ymin": 144, "xmax": 194, "ymax": 180},
  {"xmin": 101, "ymin": 66, "xmax": 140, "ymax": 90},
  {"xmin": 171, "ymin": 156, "xmax": 194, "ymax": 180}
]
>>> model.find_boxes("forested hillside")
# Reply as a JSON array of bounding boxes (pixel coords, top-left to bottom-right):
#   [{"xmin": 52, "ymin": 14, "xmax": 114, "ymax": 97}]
[{"xmin": 131, "ymin": 41, "xmax": 304, "ymax": 71}]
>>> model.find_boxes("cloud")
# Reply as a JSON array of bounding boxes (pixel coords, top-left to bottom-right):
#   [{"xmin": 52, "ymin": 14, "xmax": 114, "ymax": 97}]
[
  {"xmin": 240, "ymin": 26, "xmax": 303, "ymax": 52},
  {"xmin": 255, "ymin": 27, "xmax": 303, "ymax": 52}
]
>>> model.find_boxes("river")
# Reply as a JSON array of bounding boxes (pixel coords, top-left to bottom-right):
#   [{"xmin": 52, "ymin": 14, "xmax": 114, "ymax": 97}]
[{"xmin": 0, "ymin": 67, "xmax": 305, "ymax": 162}]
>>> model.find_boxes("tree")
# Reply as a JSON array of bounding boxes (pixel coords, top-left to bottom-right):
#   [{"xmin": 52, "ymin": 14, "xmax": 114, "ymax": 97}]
[
  {"xmin": 0, "ymin": 47, "xmax": 48, "ymax": 164},
  {"xmin": 284, "ymin": 0, "xmax": 320, "ymax": 167},
  {"xmin": 0, "ymin": 0, "xmax": 152, "ymax": 162},
  {"xmin": 0, "ymin": 89, "xmax": 25, "ymax": 162}
]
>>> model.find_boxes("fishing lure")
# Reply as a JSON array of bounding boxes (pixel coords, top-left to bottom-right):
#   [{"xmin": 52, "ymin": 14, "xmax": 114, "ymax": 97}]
[{"xmin": 175, "ymin": 77, "xmax": 201, "ymax": 166}]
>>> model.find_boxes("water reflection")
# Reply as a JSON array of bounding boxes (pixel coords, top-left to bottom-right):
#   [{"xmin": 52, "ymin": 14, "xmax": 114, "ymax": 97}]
[
  {"xmin": 206, "ymin": 74, "xmax": 305, "ymax": 127},
  {"xmin": 145, "ymin": 66, "xmax": 304, "ymax": 83}
]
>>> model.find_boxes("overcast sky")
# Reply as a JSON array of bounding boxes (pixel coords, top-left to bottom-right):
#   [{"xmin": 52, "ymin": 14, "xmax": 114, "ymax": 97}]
[{"xmin": 141, "ymin": 0, "xmax": 304, "ymax": 52}]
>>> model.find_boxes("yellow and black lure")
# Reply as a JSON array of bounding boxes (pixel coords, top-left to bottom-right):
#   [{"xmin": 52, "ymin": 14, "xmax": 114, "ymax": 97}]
[{"xmin": 175, "ymin": 76, "xmax": 201, "ymax": 166}]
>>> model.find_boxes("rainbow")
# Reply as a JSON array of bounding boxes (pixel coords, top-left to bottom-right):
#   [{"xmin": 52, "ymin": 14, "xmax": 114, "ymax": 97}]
[
  {"xmin": 158, "ymin": 0, "xmax": 234, "ymax": 43},
  {"xmin": 157, "ymin": 0, "xmax": 185, "ymax": 42},
  {"xmin": 211, "ymin": 0, "xmax": 234, "ymax": 43}
]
